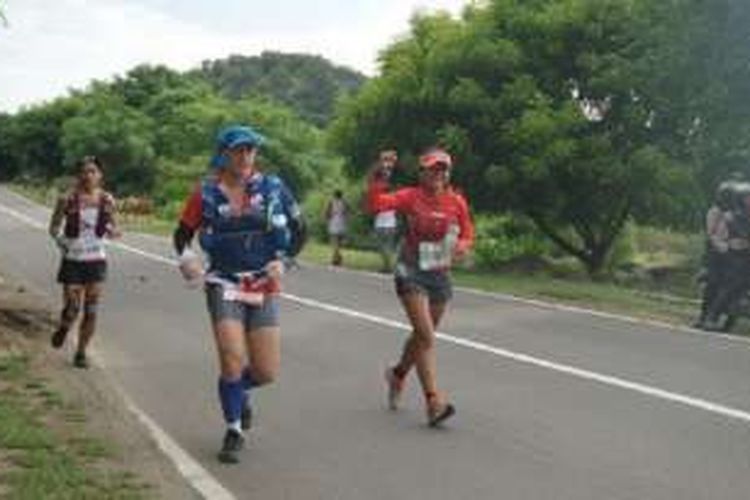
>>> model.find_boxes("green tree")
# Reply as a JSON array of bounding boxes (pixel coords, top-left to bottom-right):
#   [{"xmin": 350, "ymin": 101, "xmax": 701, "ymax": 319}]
[
  {"xmin": 636, "ymin": 0, "xmax": 750, "ymax": 205},
  {"xmin": 330, "ymin": 0, "xmax": 693, "ymax": 275},
  {"xmin": 109, "ymin": 65, "xmax": 194, "ymax": 110},
  {"xmin": 0, "ymin": 97, "xmax": 83, "ymax": 181},
  {"xmin": 0, "ymin": 114, "xmax": 15, "ymax": 179},
  {"xmin": 60, "ymin": 92, "xmax": 156, "ymax": 195},
  {"xmin": 195, "ymin": 51, "xmax": 366, "ymax": 126},
  {"xmin": 144, "ymin": 82, "xmax": 230, "ymax": 160}
]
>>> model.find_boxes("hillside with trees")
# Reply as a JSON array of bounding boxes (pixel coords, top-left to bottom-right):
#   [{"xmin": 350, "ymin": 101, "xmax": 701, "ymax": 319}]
[{"xmin": 194, "ymin": 51, "xmax": 367, "ymax": 126}]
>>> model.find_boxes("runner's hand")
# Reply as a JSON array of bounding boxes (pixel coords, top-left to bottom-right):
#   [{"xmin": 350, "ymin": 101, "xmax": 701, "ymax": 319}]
[
  {"xmin": 453, "ymin": 240, "xmax": 471, "ymax": 260},
  {"xmin": 178, "ymin": 249, "xmax": 204, "ymax": 287},
  {"xmin": 54, "ymin": 235, "xmax": 68, "ymax": 253},
  {"xmin": 107, "ymin": 226, "xmax": 123, "ymax": 240},
  {"xmin": 266, "ymin": 259, "xmax": 284, "ymax": 281}
]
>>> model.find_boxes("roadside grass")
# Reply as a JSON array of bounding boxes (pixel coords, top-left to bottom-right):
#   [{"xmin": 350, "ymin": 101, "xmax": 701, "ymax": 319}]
[
  {"xmin": 302, "ymin": 240, "xmax": 384, "ymax": 271},
  {"xmin": 451, "ymin": 269, "xmax": 698, "ymax": 325},
  {"xmin": 0, "ymin": 354, "xmax": 151, "ymax": 499},
  {"xmin": 7, "ymin": 183, "xmax": 56, "ymax": 207}
]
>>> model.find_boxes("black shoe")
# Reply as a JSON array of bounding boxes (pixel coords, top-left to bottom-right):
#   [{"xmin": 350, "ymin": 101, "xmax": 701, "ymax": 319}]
[
  {"xmin": 72, "ymin": 351, "xmax": 89, "ymax": 369},
  {"xmin": 217, "ymin": 429, "xmax": 245, "ymax": 464},
  {"xmin": 51, "ymin": 327, "xmax": 68, "ymax": 349},
  {"xmin": 241, "ymin": 398, "xmax": 253, "ymax": 431},
  {"xmin": 427, "ymin": 397, "xmax": 456, "ymax": 428}
]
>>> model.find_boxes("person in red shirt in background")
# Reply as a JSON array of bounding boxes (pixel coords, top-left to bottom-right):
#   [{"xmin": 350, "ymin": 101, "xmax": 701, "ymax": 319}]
[{"xmin": 367, "ymin": 147, "xmax": 474, "ymax": 427}]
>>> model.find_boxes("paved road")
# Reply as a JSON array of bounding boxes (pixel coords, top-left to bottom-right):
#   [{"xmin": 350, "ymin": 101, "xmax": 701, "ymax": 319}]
[{"xmin": 1, "ymin": 186, "xmax": 750, "ymax": 500}]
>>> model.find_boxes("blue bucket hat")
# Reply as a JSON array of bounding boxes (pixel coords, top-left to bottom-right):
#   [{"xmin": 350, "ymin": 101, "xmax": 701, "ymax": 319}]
[{"xmin": 210, "ymin": 125, "xmax": 265, "ymax": 169}]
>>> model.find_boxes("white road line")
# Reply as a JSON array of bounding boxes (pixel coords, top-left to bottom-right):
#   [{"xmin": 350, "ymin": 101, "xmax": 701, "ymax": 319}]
[
  {"xmin": 282, "ymin": 294, "xmax": 750, "ymax": 425},
  {"xmin": 301, "ymin": 259, "xmax": 750, "ymax": 345},
  {"xmin": 0, "ymin": 202, "xmax": 45, "ymax": 230},
  {"xmin": 4, "ymin": 198, "xmax": 750, "ymax": 433},
  {"xmin": 111, "ymin": 380, "xmax": 235, "ymax": 500}
]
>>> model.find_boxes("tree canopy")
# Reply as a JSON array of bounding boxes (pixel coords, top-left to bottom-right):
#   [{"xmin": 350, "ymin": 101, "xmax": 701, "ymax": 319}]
[
  {"xmin": 329, "ymin": 0, "xmax": 748, "ymax": 274},
  {"xmin": 0, "ymin": 61, "xmax": 343, "ymax": 199},
  {"xmin": 194, "ymin": 51, "xmax": 367, "ymax": 127}
]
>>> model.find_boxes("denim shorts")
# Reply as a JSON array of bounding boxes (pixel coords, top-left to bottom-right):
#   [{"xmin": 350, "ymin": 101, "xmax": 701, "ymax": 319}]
[{"xmin": 205, "ymin": 283, "xmax": 280, "ymax": 331}]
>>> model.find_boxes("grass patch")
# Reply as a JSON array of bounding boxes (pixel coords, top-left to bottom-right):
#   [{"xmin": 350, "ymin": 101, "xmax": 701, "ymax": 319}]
[
  {"xmin": 452, "ymin": 269, "xmax": 697, "ymax": 325},
  {"xmin": 0, "ymin": 354, "xmax": 30, "ymax": 382},
  {"xmin": 67, "ymin": 436, "xmax": 116, "ymax": 461},
  {"xmin": 0, "ymin": 354, "xmax": 149, "ymax": 499},
  {"xmin": 117, "ymin": 215, "xmax": 174, "ymax": 237},
  {"xmin": 301, "ymin": 241, "xmax": 384, "ymax": 271}
]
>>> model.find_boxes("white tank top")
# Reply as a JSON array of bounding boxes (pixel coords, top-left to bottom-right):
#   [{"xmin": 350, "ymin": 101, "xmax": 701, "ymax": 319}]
[{"xmin": 65, "ymin": 206, "xmax": 107, "ymax": 262}]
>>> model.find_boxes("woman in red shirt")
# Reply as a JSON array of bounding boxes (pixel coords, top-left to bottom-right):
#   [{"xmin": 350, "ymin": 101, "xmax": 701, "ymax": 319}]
[{"xmin": 368, "ymin": 147, "xmax": 474, "ymax": 426}]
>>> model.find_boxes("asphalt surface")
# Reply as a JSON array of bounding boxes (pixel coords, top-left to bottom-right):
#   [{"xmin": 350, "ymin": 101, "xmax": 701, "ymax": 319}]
[{"xmin": 1, "ymin": 186, "xmax": 750, "ymax": 500}]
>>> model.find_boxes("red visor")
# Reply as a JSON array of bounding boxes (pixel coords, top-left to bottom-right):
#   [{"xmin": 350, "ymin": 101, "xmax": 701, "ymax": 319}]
[{"xmin": 419, "ymin": 150, "xmax": 453, "ymax": 169}]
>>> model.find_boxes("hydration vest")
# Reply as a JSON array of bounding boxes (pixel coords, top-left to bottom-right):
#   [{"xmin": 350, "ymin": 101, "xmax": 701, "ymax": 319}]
[
  {"xmin": 199, "ymin": 174, "xmax": 293, "ymax": 274},
  {"xmin": 63, "ymin": 191, "xmax": 114, "ymax": 239}
]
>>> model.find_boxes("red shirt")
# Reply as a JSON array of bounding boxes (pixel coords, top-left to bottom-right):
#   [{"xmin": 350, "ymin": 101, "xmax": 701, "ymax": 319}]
[
  {"xmin": 367, "ymin": 180, "xmax": 474, "ymax": 268},
  {"xmin": 180, "ymin": 186, "xmax": 203, "ymax": 230}
]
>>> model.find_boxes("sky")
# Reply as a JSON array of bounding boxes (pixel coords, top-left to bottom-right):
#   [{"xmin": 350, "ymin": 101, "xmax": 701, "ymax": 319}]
[{"xmin": 0, "ymin": 0, "xmax": 468, "ymax": 113}]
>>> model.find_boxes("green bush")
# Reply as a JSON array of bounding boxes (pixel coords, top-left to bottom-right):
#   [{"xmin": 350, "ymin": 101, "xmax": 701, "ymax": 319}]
[
  {"xmin": 472, "ymin": 214, "xmax": 551, "ymax": 269},
  {"xmin": 605, "ymin": 221, "xmax": 637, "ymax": 271}
]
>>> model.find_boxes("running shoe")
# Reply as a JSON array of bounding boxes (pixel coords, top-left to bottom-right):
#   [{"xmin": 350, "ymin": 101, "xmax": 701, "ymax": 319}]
[
  {"xmin": 72, "ymin": 351, "xmax": 89, "ymax": 369},
  {"xmin": 426, "ymin": 393, "xmax": 455, "ymax": 427},
  {"xmin": 217, "ymin": 428, "xmax": 245, "ymax": 464},
  {"xmin": 51, "ymin": 327, "xmax": 67, "ymax": 349}
]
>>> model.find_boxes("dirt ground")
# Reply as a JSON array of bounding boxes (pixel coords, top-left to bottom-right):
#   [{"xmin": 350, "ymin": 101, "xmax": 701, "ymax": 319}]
[{"xmin": 0, "ymin": 270, "xmax": 198, "ymax": 499}]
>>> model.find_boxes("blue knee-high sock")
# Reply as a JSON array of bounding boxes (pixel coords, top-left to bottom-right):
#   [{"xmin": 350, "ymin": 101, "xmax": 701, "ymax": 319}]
[{"xmin": 218, "ymin": 377, "xmax": 244, "ymax": 425}]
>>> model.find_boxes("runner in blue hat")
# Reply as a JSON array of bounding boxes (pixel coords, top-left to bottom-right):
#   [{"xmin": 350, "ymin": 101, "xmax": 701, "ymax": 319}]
[{"xmin": 173, "ymin": 124, "xmax": 307, "ymax": 463}]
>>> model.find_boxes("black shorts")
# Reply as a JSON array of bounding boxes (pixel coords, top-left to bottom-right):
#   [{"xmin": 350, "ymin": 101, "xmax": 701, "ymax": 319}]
[
  {"xmin": 57, "ymin": 259, "xmax": 108, "ymax": 285},
  {"xmin": 394, "ymin": 264, "xmax": 452, "ymax": 304}
]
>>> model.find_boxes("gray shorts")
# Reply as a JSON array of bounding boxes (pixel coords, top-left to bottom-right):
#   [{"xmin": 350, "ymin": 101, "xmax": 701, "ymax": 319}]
[
  {"xmin": 394, "ymin": 264, "xmax": 453, "ymax": 304},
  {"xmin": 205, "ymin": 283, "xmax": 280, "ymax": 331}
]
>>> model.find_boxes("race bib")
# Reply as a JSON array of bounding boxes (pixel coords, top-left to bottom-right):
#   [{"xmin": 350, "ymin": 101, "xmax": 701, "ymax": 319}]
[
  {"xmin": 219, "ymin": 274, "xmax": 271, "ymax": 306},
  {"xmin": 417, "ymin": 224, "xmax": 459, "ymax": 271},
  {"xmin": 375, "ymin": 210, "xmax": 397, "ymax": 229},
  {"xmin": 66, "ymin": 207, "xmax": 106, "ymax": 261},
  {"xmin": 65, "ymin": 235, "xmax": 106, "ymax": 261},
  {"xmin": 418, "ymin": 241, "xmax": 452, "ymax": 271},
  {"xmin": 222, "ymin": 288, "xmax": 265, "ymax": 306}
]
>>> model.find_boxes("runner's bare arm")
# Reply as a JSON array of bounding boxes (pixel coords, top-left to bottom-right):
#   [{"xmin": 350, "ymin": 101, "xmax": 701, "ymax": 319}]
[
  {"xmin": 454, "ymin": 192, "xmax": 475, "ymax": 259},
  {"xmin": 48, "ymin": 196, "xmax": 66, "ymax": 239},
  {"xmin": 173, "ymin": 186, "xmax": 202, "ymax": 256},
  {"xmin": 173, "ymin": 222, "xmax": 195, "ymax": 256},
  {"xmin": 105, "ymin": 193, "xmax": 122, "ymax": 239}
]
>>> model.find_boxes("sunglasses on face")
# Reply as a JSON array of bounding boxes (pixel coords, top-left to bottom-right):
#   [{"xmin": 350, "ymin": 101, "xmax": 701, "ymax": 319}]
[{"xmin": 419, "ymin": 164, "xmax": 449, "ymax": 174}]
